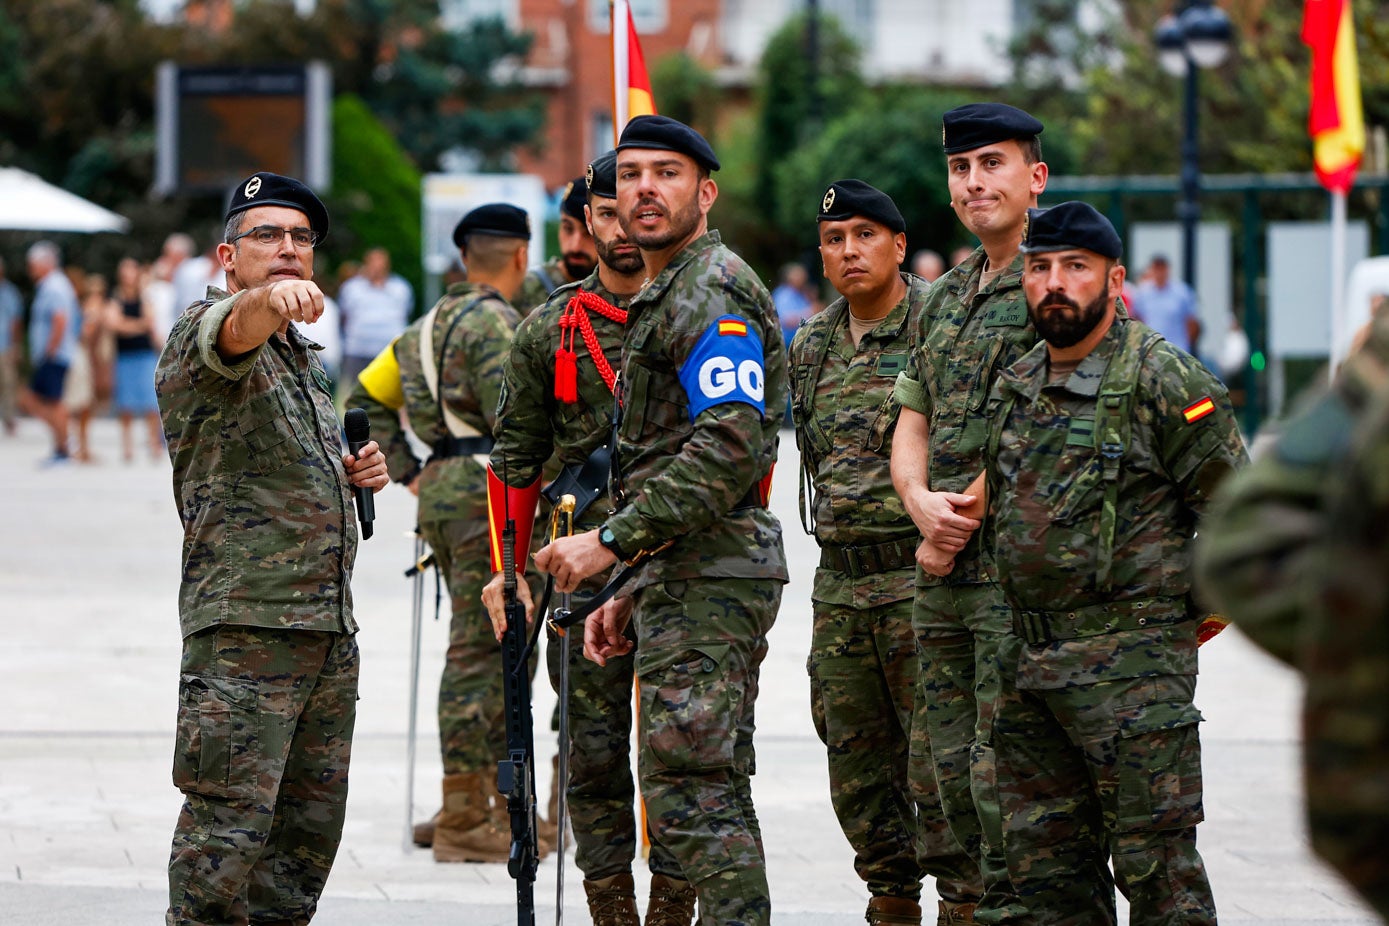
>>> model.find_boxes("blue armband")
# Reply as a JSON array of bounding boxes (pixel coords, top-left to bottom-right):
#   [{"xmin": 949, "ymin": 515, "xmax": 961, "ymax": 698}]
[{"xmin": 678, "ymin": 315, "xmax": 766, "ymax": 420}]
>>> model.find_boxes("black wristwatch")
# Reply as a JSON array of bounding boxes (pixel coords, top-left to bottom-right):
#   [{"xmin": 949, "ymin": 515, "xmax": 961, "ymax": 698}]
[{"xmin": 598, "ymin": 525, "xmax": 625, "ymax": 560}]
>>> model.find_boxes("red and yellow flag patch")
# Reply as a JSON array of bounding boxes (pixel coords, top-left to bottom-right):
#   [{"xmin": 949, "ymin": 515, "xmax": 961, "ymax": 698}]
[
  {"xmin": 718, "ymin": 318, "xmax": 748, "ymax": 337},
  {"xmin": 1182, "ymin": 396, "xmax": 1215, "ymax": 424}
]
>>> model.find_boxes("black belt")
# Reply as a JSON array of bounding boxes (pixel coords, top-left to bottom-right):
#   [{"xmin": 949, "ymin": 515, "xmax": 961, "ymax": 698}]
[
  {"xmin": 431, "ymin": 435, "xmax": 495, "ymax": 459},
  {"xmin": 1012, "ymin": 596, "xmax": 1190, "ymax": 645},
  {"xmin": 819, "ymin": 536, "xmax": 918, "ymax": 578},
  {"xmin": 731, "ymin": 483, "xmax": 766, "ymax": 512}
]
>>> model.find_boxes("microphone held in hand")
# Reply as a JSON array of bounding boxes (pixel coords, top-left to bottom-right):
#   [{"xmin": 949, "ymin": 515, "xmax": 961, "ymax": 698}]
[{"xmin": 344, "ymin": 407, "xmax": 376, "ymax": 540}]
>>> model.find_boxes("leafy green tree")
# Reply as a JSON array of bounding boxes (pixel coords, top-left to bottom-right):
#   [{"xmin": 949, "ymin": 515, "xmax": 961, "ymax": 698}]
[
  {"xmin": 651, "ymin": 52, "xmax": 720, "ymax": 138},
  {"xmin": 362, "ymin": 15, "xmax": 544, "ymax": 171},
  {"xmin": 327, "ymin": 93, "xmax": 424, "ymax": 311},
  {"xmin": 771, "ymin": 89, "xmax": 975, "ymax": 260}
]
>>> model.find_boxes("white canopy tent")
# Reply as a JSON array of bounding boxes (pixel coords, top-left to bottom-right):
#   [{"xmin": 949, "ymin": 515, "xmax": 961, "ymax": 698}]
[{"xmin": 0, "ymin": 167, "xmax": 130, "ymax": 233}]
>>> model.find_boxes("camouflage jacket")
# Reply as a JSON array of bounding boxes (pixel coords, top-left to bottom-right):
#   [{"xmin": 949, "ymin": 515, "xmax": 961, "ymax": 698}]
[
  {"xmin": 790, "ymin": 273, "xmax": 925, "ymax": 607},
  {"xmin": 156, "ymin": 287, "xmax": 358, "ymax": 638},
  {"xmin": 516, "ymin": 255, "xmax": 572, "ymax": 316},
  {"xmin": 494, "ymin": 273, "xmax": 628, "ymax": 535},
  {"xmin": 1197, "ymin": 302, "xmax": 1389, "ymax": 918},
  {"xmin": 349, "ymin": 282, "xmax": 520, "ymax": 525},
  {"xmin": 987, "ymin": 317, "xmax": 1247, "ymax": 689},
  {"xmin": 893, "ymin": 247, "xmax": 1037, "ymax": 584},
  {"xmin": 1195, "ymin": 320, "xmax": 1389, "ymax": 666},
  {"xmin": 605, "ymin": 230, "xmax": 789, "ymax": 589}
]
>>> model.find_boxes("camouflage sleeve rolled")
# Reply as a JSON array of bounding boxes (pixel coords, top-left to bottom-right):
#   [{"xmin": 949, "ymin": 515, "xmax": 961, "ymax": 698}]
[
  {"xmin": 491, "ymin": 307, "xmax": 554, "ymax": 487},
  {"xmin": 193, "ymin": 291, "xmax": 264, "ymax": 382},
  {"xmin": 343, "ymin": 342, "xmax": 419, "ymax": 485}
]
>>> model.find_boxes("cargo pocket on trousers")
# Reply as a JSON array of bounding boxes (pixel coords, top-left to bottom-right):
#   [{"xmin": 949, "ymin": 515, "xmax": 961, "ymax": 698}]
[
  {"xmin": 172, "ymin": 674, "xmax": 260, "ymax": 800},
  {"xmin": 639, "ymin": 643, "xmax": 739, "ymax": 772},
  {"xmin": 1112, "ymin": 699, "xmax": 1205, "ymax": 833}
]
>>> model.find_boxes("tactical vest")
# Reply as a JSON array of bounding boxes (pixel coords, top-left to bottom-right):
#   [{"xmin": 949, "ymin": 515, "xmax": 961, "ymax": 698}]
[{"xmin": 989, "ymin": 319, "xmax": 1164, "ymax": 594}]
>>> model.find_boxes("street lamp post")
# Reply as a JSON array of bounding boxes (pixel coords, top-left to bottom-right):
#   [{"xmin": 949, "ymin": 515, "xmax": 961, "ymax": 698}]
[{"xmin": 1155, "ymin": 0, "xmax": 1232, "ymax": 291}]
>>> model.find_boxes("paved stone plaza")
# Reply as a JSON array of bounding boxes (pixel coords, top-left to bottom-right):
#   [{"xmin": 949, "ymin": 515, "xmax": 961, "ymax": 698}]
[{"xmin": 0, "ymin": 417, "xmax": 1377, "ymax": 924}]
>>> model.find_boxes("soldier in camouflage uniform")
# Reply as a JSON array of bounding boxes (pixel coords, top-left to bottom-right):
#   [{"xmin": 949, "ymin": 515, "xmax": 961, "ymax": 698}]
[
  {"xmin": 535, "ymin": 115, "xmax": 788, "ymax": 926},
  {"xmin": 1197, "ymin": 315, "xmax": 1389, "ymax": 919},
  {"xmin": 347, "ymin": 203, "xmax": 532, "ymax": 863},
  {"xmin": 157, "ymin": 172, "xmax": 389, "ymax": 925},
  {"xmin": 515, "ymin": 176, "xmax": 599, "ymax": 313},
  {"xmin": 791, "ymin": 179, "xmax": 983, "ymax": 926},
  {"xmin": 890, "ymin": 103, "xmax": 1048, "ymax": 924},
  {"xmin": 483, "ymin": 151, "xmax": 695, "ymax": 926},
  {"xmin": 981, "ymin": 202, "xmax": 1242, "ymax": 924}
]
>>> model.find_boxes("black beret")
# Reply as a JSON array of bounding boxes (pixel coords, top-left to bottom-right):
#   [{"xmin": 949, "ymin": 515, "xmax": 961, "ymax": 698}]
[
  {"xmin": 1021, "ymin": 202, "xmax": 1123, "ymax": 259},
  {"xmin": 560, "ymin": 176, "xmax": 589, "ymax": 221},
  {"xmin": 452, "ymin": 203, "xmax": 531, "ymax": 249},
  {"xmin": 816, "ymin": 179, "xmax": 906, "ymax": 234},
  {"xmin": 942, "ymin": 102, "xmax": 1044, "ymax": 155},
  {"xmin": 226, "ymin": 171, "xmax": 329, "ymax": 242},
  {"xmin": 586, "ymin": 151, "xmax": 617, "ymax": 201},
  {"xmin": 616, "ymin": 115, "xmax": 720, "ymax": 172}
]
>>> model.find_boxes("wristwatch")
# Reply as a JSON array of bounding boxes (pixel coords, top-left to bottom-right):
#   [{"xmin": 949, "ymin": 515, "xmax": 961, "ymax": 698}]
[{"xmin": 598, "ymin": 525, "xmax": 625, "ymax": 560}]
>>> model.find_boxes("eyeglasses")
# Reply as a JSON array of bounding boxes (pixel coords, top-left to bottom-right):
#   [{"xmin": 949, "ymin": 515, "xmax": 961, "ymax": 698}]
[{"xmin": 230, "ymin": 224, "xmax": 319, "ymax": 249}]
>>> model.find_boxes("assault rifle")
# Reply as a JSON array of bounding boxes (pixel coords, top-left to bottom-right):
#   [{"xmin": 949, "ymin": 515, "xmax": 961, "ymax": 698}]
[{"xmin": 498, "ymin": 476, "xmax": 539, "ymax": 925}]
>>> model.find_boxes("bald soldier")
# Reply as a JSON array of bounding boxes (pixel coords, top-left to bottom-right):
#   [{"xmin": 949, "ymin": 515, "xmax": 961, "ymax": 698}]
[{"xmin": 792, "ymin": 179, "xmax": 983, "ymax": 926}]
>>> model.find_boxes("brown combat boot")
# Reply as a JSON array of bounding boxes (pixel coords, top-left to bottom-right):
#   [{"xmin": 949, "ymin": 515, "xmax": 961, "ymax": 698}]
[
  {"xmin": 865, "ymin": 896, "xmax": 922, "ymax": 925},
  {"xmin": 433, "ymin": 772, "xmax": 511, "ymax": 863},
  {"xmin": 412, "ymin": 811, "xmax": 437, "ymax": 848},
  {"xmin": 645, "ymin": 872, "xmax": 697, "ymax": 926},
  {"xmin": 582, "ymin": 872, "xmax": 641, "ymax": 926},
  {"xmin": 937, "ymin": 899, "xmax": 978, "ymax": 925}
]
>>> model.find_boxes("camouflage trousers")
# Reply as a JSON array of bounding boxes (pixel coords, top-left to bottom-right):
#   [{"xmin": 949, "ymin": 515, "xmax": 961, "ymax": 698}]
[
  {"xmin": 168, "ymin": 625, "xmax": 359, "ymax": 926},
  {"xmin": 992, "ymin": 647, "xmax": 1215, "ymax": 926},
  {"xmin": 912, "ymin": 578, "xmax": 1021, "ymax": 922},
  {"xmin": 420, "ymin": 516, "xmax": 509, "ymax": 776},
  {"xmin": 543, "ymin": 613, "xmax": 683, "ymax": 881},
  {"xmin": 808, "ymin": 592, "xmax": 980, "ymax": 903},
  {"xmin": 632, "ymin": 576, "xmax": 781, "ymax": 926}
]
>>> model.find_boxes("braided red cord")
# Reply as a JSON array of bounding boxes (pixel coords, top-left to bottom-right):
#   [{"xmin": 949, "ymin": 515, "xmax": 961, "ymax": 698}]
[{"xmin": 558, "ymin": 290, "xmax": 628, "ymax": 396}]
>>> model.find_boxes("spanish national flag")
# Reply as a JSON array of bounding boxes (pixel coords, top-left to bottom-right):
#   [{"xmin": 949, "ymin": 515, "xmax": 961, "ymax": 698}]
[
  {"xmin": 613, "ymin": 0, "xmax": 657, "ymax": 144},
  {"xmin": 1303, "ymin": 0, "xmax": 1365, "ymax": 194},
  {"xmin": 1183, "ymin": 396, "xmax": 1216, "ymax": 424},
  {"xmin": 718, "ymin": 318, "xmax": 749, "ymax": 337}
]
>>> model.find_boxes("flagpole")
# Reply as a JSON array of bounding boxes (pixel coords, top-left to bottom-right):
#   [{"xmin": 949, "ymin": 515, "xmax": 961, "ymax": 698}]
[
  {"xmin": 612, "ymin": 0, "xmax": 628, "ymax": 146},
  {"xmin": 1329, "ymin": 188, "xmax": 1348, "ymax": 375}
]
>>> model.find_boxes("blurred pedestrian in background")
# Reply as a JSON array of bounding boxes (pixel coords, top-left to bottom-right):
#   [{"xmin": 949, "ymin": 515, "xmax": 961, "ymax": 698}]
[{"xmin": 106, "ymin": 256, "xmax": 163, "ymax": 462}]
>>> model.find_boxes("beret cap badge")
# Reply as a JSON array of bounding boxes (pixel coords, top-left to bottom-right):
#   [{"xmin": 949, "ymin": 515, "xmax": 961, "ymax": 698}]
[
  {"xmin": 244, "ymin": 176, "xmax": 262, "ymax": 198},
  {"xmin": 822, "ymin": 186, "xmax": 837, "ymax": 212}
]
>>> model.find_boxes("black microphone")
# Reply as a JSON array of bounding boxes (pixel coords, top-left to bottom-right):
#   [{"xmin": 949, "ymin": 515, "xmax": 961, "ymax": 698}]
[{"xmin": 344, "ymin": 407, "xmax": 375, "ymax": 540}]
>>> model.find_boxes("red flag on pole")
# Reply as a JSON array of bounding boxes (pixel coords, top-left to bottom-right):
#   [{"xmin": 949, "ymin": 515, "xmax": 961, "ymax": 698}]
[
  {"xmin": 1303, "ymin": 0, "xmax": 1365, "ymax": 193},
  {"xmin": 612, "ymin": 0, "xmax": 657, "ymax": 145}
]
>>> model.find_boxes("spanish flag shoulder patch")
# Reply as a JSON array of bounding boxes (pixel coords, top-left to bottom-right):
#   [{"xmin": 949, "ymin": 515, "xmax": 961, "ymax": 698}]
[
  {"xmin": 1182, "ymin": 396, "xmax": 1215, "ymax": 424},
  {"xmin": 718, "ymin": 317, "xmax": 748, "ymax": 337}
]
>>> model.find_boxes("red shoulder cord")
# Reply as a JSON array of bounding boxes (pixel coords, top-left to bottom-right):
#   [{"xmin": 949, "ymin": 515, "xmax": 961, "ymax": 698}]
[{"xmin": 555, "ymin": 290, "xmax": 628, "ymax": 402}]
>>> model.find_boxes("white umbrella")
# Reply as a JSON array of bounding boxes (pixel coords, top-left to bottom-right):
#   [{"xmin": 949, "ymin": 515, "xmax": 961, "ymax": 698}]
[{"xmin": 0, "ymin": 167, "xmax": 130, "ymax": 233}]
